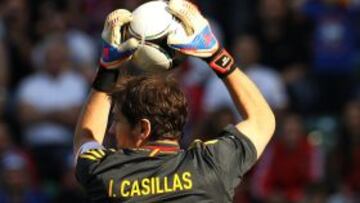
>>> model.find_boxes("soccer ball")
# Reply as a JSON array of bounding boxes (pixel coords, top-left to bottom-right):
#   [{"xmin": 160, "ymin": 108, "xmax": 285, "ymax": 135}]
[{"xmin": 126, "ymin": 0, "xmax": 187, "ymax": 72}]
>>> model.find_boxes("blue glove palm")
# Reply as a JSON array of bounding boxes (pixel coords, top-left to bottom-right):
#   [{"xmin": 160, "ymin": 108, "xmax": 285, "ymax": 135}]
[
  {"xmin": 167, "ymin": 0, "xmax": 236, "ymax": 78},
  {"xmin": 167, "ymin": 0, "xmax": 219, "ymax": 58}
]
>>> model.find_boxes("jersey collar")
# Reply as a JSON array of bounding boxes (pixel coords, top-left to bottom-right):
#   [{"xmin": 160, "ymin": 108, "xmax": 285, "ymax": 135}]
[{"xmin": 142, "ymin": 140, "xmax": 181, "ymax": 152}]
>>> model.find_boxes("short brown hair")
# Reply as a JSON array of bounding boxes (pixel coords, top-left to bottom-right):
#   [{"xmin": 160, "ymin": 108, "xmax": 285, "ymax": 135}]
[{"xmin": 111, "ymin": 74, "xmax": 188, "ymax": 140}]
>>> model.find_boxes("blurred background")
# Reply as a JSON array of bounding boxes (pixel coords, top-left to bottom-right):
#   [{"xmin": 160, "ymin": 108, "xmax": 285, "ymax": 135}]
[{"xmin": 0, "ymin": 0, "xmax": 359, "ymax": 202}]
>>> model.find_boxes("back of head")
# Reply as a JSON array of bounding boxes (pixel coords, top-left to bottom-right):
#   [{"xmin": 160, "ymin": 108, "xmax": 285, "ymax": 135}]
[{"xmin": 112, "ymin": 74, "xmax": 188, "ymax": 141}]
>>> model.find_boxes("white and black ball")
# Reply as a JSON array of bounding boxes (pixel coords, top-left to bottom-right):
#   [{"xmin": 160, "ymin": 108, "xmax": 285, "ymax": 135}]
[{"xmin": 126, "ymin": 0, "xmax": 187, "ymax": 72}]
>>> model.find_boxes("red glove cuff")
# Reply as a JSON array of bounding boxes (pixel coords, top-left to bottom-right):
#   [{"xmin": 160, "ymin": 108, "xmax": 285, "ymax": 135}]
[{"xmin": 205, "ymin": 48, "xmax": 237, "ymax": 78}]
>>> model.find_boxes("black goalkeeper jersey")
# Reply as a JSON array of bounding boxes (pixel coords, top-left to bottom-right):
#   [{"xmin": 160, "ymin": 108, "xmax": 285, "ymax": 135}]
[{"xmin": 76, "ymin": 125, "xmax": 257, "ymax": 203}]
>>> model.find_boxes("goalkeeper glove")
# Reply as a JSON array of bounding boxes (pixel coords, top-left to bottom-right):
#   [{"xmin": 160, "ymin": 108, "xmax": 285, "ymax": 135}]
[
  {"xmin": 93, "ymin": 9, "xmax": 139, "ymax": 92},
  {"xmin": 167, "ymin": 0, "xmax": 236, "ymax": 78}
]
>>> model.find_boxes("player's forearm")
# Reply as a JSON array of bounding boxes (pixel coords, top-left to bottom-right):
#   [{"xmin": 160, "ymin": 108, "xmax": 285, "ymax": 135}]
[
  {"xmin": 74, "ymin": 89, "xmax": 111, "ymax": 152},
  {"xmin": 222, "ymin": 68, "xmax": 275, "ymax": 157}
]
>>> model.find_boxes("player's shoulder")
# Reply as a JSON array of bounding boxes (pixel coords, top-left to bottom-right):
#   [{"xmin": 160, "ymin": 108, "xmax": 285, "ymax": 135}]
[
  {"xmin": 76, "ymin": 141, "xmax": 116, "ymax": 163},
  {"xmin": 187, "ymin": 125, "xmax": 246, "ymax": 148},
  {"xmin": 186, "ymin": 124, "xmax": 257, "ymax": 162},
  {"xmin": 76, "ymin": 147, "xmax": 119, "ymax": 184}
]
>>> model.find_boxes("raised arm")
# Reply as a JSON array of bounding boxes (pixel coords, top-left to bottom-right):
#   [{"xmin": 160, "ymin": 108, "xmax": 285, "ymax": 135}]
[
  {"xmin": 73, "ymin": 90, "xmax": 111, "ymax": 154},
  {"xmin": 167, "ymin": 0, "xmax": 275, "ymax": 158},
  {"xmin": 73, "ymin": 9, "xmax": 138, "ymax": 155},
  {"xmin": 223, "ymin": 69, "xmax": 275, "ymax": 158}
]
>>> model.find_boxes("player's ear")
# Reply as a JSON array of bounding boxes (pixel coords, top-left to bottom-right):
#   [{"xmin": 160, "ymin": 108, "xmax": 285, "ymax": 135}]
[{"xmin": 136, "ymin": 118, "xmax": 151, "ymax": 142}]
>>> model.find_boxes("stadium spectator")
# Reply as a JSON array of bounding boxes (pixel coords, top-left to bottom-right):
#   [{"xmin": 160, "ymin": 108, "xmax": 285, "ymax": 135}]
[
  {"xmin": 0, "ymin": 151, "xmax": 48, "ymax": 203},
  {"xmin": 0, "ymin": 0, "xmax": 33, "ymax": 91},
  {"xmin": 282, "ymin": 63, "xmax": 320, "ymax": 115},
  {"xmin": 33, "ymin": 3, "xmax": 97, "ymax": 83},
  {"xmin": 327, "ymin": 100, "xmax": 360, "ymax": 200},
  {"xmin": 251, "ymin": 113, "xmax": 322, "ymax": 202},
  {"xmin": 249, "ymin": 0, "xmax": 312, "ymax": 72},
  {"xmin": 0, "ymin": 41, "xmax": 9, "ymax": 120},
  {"xmin": 301, "ymin": 0, "xmax": 359, "ymax": 74},
  {"xmin": 0, "ymin": 122, "xmax": 12, "ymax": 155},
  {"xmin": 203, "ymin": 34, "xmax": 288, "ymax": 118},
  {"xmin": 81, "ymin": 0, "xmax": 128, "ymax": 35},
  {"xmin": 233, "ymin": 35, "xmax": 288, "ymax": 111},
  {"xmin": 0, "ymin": 120, "xmax": 37, "ymax": 181},
  {"xmin": 197, "ymin": 0, "xmax": 256, "ymax": 42},
  {"xmin": 301, "ymin": 183, "xmax": 328, "ymax": 203},
  {"xmin": 54, "ymin": 154, "xmax": 88, "ymax": 203},
  {"xmin": 16, "ymin": 36, "xmax": 88, "ymax": 181},
  {"xmin": 190, "ymin": 106, "xmax": 236, "ymax": 145},
  {"xmin": 300, "ymin": 0, "xmax": 360, "ymax": 112},
  {"xmin": 0, "ymin": 0, "xmax": 358, "ymax": 202}
]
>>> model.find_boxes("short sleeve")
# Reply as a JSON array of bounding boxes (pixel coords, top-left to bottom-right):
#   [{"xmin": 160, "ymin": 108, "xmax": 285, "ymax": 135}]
[
  {"xmin": 191, "ymin": 125, "xmax": 258, "ymax": 189},
  {"xmin": 75, "ymin": 141, "xmax": 104, "ymax": 160},
  {"xmin": 75, "ymin": 143, "xmax": 113, "ymax": 186}
]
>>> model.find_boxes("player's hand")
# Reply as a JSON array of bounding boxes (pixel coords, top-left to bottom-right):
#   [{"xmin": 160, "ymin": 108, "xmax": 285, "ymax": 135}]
[
  {"xmin": 100, "ymin": 9, "xmax": 139, "ymax": 69},
  {"xmin": 166, "ymin": 0, "xmax": 219, "ymax": 58},
  {"xmin": 93, "ymin": 10, "xmax": 139, "ymax": 92},
  {"xmin": 167, "ymin": 0, "xmax": 236, "ymax": 78}
]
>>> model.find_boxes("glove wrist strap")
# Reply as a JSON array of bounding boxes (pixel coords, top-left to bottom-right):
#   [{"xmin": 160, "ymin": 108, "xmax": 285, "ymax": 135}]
[
  {"xmin": 205, "ymin": 48, "xmax": 237, "ymax": 79},
  {"xmin": 92, "ymin": 64, "xmax": 119, "ymax": 92}
]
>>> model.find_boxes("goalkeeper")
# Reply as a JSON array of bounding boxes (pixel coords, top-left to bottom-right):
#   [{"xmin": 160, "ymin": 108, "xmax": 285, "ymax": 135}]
[{"xmin": 74, "ymin": 0, "xmax": 275, "ymax": 202}]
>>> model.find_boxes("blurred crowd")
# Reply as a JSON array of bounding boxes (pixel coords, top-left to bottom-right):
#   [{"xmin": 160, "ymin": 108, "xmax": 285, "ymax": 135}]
[{"xmin": 0, "ymin": 0, "xmax": 359, "ymax": 202}]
